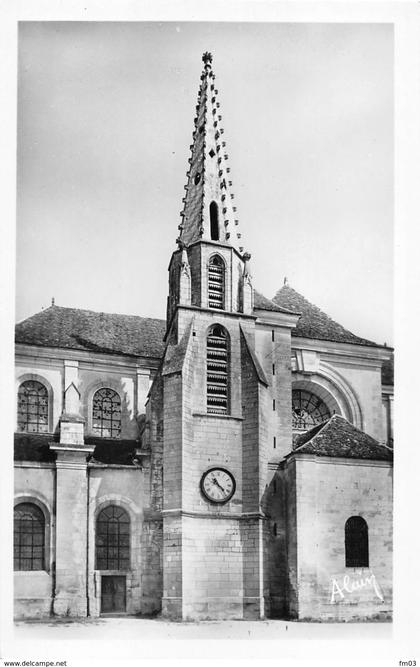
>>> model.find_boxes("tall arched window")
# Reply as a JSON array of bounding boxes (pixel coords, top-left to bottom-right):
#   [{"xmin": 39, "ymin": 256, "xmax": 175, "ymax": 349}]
[
  {"xmin": 345, "ymin": 516, "xmax": 369, "ymax": 568},
  {"xmin": 96, "ymin": 506, "xmax": 130, "ymax": 570},
  {"xmin": 292, "ymin": 389, "xmax": 331, "ymax": 431},
  {"xmin": 210, "ymin": 201, "xmax": 219, "ymax": 240},
  {"xmin": 207, "ymin": 324, "xmax": 229, "ymax": 415},
  {"xmin": 92, "ymin": 388, "xmax": 121, "ymax": 438},
  {"xmin": 208, "ymin": 255, "xmax": 225, "ymax": 310},
  {"xmin": 17, "ymin": 380, "xmax": 49, "ymax": 433},
  {"xmin": 14, "ymin": 503, "xmax": 45, "ymax": 571}
]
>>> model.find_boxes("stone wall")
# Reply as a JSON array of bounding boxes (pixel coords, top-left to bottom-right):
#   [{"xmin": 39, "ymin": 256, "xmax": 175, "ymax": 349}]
[
  {"xmin": 14, "ymin": 465, "xmax": 55, "ymax": 618},
  {"xmin": 293, "ymin": 456, "xmax": 392, "ymax": 621}
]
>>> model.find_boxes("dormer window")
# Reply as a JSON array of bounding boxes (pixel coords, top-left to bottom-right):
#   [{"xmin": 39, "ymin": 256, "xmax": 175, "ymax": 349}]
[{"xmin": 208, "ymin": 254, "xmax": 225, "ymax": 310}]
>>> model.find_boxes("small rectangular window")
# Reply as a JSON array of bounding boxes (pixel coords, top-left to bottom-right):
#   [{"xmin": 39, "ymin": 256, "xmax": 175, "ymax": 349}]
[
  {"xmin": 273, "ymin": 436, "xmax": 276, "ymax": 449},
  {"xmin": 271, "ymin": 330, "xmax": 275, "ymax": 342},
  {"xmin": 273, "ymin": 399, "xmax": 276, "ymax": 411},
  {"xmin": 272, "ymin": 364, "xmax": 275, "ymax": 375}
]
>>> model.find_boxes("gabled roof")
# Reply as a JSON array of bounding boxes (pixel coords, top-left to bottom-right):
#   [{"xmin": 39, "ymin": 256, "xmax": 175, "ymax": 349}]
[
  {"xmin": 15, "ymin": 305, "xmax": 166, "ymax": 359},
  {"xmin": 273, "ymin": 284, "xmax": 379, "ymax": 347},
  {"xmin": 292, "ymin": 414, "xmax": 392, "ymax": 461}
]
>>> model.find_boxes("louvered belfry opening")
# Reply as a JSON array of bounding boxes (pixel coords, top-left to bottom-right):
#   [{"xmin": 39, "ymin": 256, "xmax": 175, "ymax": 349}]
[
  {"xmin": 208, "ymin": 255, "xmax": 225, "ymax": 310},
  {"xmin": 207, "ymin": 324, "xmax": 229, "ymax": 414}
]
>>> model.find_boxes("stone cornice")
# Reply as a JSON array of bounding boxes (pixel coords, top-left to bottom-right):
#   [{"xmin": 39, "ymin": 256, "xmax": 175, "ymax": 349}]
[
  {"xmin": 192, "ymin": 412, "xmax": 244, "ymax": 421},
  {"xmin": 15, "ymin": 343, "xmax": 160, "ymax": 370},
  {"xmin": 284, "ymin": 454, "xmax": 393, "ymax": 468},
  {"xmin": 162, "ymin": 508, "xmax": 267, "ymax": 520},
  {"xmin": 254, "ymin": 311, "xmax": 300, "ymax": 330},
  {"xmin": 14, "ymin": 461, "xmax": 56, "ymax": 469},
  {"xmin": 291, "ymin": 337, "xmax": 393, "ymax": 362}
]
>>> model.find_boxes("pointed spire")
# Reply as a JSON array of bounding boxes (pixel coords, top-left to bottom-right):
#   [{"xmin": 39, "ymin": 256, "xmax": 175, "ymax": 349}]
[{"xmin": 178, "ymin": 53, "xmax": 246, "ymax": 255}]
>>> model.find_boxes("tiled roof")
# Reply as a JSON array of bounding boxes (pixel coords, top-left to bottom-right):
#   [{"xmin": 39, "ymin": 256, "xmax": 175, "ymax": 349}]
[
  {"xmin": 14, "ymin": 432, "xmax": 140, "ymax": 465},
  {"xmin": 273, "ymin": 284, "xmax": 379, "ymax": 347},
  {"xmin": 15, "ymin": 305, "xmax": 166, "ymax": 359},
  {"xmin": 292, "ymin": 415, "xmax": 392, "ymax": 461},
  {"xmin": 14, "ymin": 433, "xmax": 57, "ymax": 462},
  {"xmin": 85, "ymin": 437, "xmax": 140, "ymax": 465},
  {"xmin": 253, "ymin": 290, "xmax": 297, "ymax": 315}
]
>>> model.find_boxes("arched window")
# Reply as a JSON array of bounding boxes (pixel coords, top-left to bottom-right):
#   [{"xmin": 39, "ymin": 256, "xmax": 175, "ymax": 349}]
[
  {"xmin": 14, "ymin": 503, "xmax": 45, "ymax": 571},
  {"xmin": 17, "ymin": 380, "xmax": 49, "ymax": 433},
  {"xmin": 207, "ymin": 324, "xmax": 229, "ymax": 415},
  {"xmin": 96, "ymin": 506, "xmax": 130, "ymax": 570},
  {"xmin": 208, "ymin": 255, "xmax": 225, "ymax": 310},
  {"xmin": 210, "ymin": 201, "xmax": 219, "ymax": 240},
  {"xmin": 292, "ymin": 389, "xmax": 331, "ymax": 431},
  {"xmin": 92, "ymin": 388, "xmax": 121, "ymax": 438},
  {"xmin": 345, "ymin": 516, "xmax": 369, "ymax": 568}
]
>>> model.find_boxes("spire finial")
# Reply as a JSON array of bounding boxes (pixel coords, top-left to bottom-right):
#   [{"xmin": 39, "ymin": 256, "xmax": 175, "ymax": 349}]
[
  {"xmin": 51, "ymin": 296, "xmax": 55, "ymax": 306},
  {"xmin": 202, "ymin": 51, "xmax": 213, "ymax": 66},
  {"xmin": 284, "ymin": 276, "xmax": 288, "ymax": 286}
]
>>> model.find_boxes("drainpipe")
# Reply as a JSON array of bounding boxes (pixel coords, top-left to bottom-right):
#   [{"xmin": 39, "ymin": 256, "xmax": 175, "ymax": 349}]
[
  {"xmin": 50, "ymin": 461, "xmax": 57, "ymax": 615},
  {"xmin": 86, "ymin": 464, "xmax": 90, "ymax": 617}
]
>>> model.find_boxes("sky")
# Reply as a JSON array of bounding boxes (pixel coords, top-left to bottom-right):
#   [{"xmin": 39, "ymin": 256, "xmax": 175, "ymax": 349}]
[{"xmin": 16, "ymin": 21, "xmax": 393, "ymax": 344}]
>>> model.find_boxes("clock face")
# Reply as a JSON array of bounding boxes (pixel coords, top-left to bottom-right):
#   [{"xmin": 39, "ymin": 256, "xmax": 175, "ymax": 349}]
[{"xmin": 200, "ymin": 468, "xmax": 236, "ymax": 504}]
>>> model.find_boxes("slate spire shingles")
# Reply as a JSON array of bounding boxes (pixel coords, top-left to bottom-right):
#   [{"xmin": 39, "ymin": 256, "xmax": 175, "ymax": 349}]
[
  {"xmin": 273, "ymin": 283, "xmax": 379, "ymax": 347},
  {"xmin": 178, "ymin": 52, "xmax": 246, "ymax": 254}
]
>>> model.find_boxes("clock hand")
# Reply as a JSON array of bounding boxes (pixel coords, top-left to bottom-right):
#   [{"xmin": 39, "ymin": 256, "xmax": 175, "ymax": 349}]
[{"xmin": 211, "ymin": 477, "xmax": 226, "ymax": 493}]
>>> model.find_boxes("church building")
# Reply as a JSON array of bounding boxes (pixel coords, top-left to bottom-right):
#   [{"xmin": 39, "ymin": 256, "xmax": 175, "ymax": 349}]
[{"xmin": 14, "ymin": 52, "xmax": 393, "ymax": 622}]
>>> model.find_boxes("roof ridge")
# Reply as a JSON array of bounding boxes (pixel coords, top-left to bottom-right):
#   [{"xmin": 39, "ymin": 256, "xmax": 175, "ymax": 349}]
[
  {"xmin": 16, "ymin": 304, "xmax": 166, "ymax": 325},
  {"xmin": 293, "ymin": 417, "xmax": 333, "ymax": 452}
]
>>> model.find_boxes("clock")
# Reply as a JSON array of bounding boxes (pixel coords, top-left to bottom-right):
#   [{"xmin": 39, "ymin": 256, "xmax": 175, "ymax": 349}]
[{"xmin": 200, "ymin": 467, "xmax": 236, "ymax": 504}]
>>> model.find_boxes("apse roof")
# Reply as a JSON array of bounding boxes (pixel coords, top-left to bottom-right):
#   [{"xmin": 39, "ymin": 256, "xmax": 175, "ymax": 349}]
[
  {"xmin": 292, "ymin": 414, "xmax": 393, "ymax": 461},
  {"xmin": 273, "ymin": 284, "xmax": 380, "ymax": 347}
]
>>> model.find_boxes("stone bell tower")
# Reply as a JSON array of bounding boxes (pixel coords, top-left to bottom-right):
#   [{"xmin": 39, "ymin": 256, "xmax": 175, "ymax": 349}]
[{"xmin": 150, "ymin": 52, "xmax": 272, "ymax": 620}]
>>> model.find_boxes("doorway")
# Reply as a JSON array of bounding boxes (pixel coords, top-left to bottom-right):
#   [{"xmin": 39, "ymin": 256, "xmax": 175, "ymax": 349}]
[{"xmin": 101, "ymin": 575, "xmax": 126, "ymax": 614}]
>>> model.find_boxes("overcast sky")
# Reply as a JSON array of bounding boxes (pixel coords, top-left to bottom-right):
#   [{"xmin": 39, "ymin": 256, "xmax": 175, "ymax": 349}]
[{"xmin": 16, "ymin": 21, "xmax": 393, "ymax": 344}]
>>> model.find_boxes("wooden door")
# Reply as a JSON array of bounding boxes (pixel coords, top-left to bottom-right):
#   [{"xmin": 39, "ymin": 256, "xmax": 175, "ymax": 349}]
[{"xmin": 101, "ymin": 575, "xmax": 126, "ymax": 613}]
